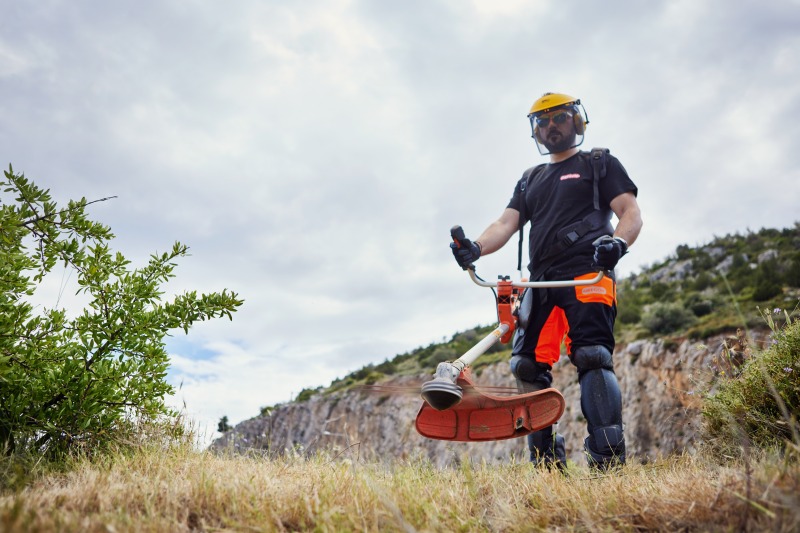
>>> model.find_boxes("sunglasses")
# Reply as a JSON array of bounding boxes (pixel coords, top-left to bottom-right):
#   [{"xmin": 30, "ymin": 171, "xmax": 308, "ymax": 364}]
[{"xmin": 534, "ymin": 111, "xmax": 572, "ymax": 128}]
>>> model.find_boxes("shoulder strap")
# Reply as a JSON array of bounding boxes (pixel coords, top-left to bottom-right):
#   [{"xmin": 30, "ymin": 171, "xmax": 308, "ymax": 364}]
[
  {"xmin": 589, "ymin": 147, "xmax": 610, "ymax": 210},
  {"xmin": 516, "ymin": 164, "xmax": 545, "ymax": 272}
]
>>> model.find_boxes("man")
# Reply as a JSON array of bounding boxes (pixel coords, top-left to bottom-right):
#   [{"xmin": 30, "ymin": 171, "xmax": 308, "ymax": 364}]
[{"xmin": 450, "ymin": 93, "xmax": 642, "ymax": 470}]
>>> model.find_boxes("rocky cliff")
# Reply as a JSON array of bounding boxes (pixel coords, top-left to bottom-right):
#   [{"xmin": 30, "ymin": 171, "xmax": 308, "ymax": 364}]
[{"xmin": 211, "ymin": 330, "xmax": 762, "ymax": 466}]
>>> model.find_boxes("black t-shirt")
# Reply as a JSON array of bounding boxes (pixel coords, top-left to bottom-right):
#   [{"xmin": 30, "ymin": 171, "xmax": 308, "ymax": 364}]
[{"xmin": 507, "ymin": 150, "xmax": 638, "ymax": 277}]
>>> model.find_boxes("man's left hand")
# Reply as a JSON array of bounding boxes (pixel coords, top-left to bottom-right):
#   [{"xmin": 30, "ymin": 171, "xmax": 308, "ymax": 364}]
[{"xmin": 592, "ymin": 236, "xmax": 628, "ymax": 270}]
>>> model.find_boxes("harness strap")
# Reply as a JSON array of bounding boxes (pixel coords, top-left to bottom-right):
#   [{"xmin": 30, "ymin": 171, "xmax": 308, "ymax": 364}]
[
  {"xmin": 516, "ymin": 164, "xmax": 544, "ymax": 272},
  {"xmin": 589, "ymin": 147, "xmax": 609, "ymax": 211}
]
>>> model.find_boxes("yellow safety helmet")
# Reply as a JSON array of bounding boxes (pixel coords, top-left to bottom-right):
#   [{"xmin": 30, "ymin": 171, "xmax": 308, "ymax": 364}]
[
  {"xmin": 527, "ymin": 92, "xmax": 589, "ymax": 155},
  {"xmin": 528, "ymin": 92, "xmax": 581, "ymax": 117}
]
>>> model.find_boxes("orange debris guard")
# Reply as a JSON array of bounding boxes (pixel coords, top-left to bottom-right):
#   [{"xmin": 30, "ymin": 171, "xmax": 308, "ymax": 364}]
[{"xmin": 415, "ymin": 367, "xmax": 565, "ymax": 442}]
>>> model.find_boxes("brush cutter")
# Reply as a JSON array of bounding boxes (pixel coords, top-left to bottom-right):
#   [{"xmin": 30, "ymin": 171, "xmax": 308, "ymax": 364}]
[{"xmin": 415, "ymin": 226, "xmax": 604, "ymax": 442}]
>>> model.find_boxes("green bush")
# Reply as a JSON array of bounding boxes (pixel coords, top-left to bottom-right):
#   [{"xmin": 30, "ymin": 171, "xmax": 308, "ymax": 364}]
[
  {"xmin": 753, "ymin": 279, "xmax": 783, "ymax": 302},
  {"xmin": 348, "ymin": 365, "xmax": 375, "ymax": 381},
  {"xmin": 425, "ymin": 346, "xmax": 457, "ymax": 367},
  {"xmin": 692, "ymin": 272, "xmax": 715, "ymax": 291},
  {"xmin": 217, "ymin": 416, "xmax": 232, "ymax": 433},
  {"xmin": 649, "ymin": 282, "xmax": 673, "ymax": 301},
  {"xmin": 702, "ymin": 318, "xmax": 800, "ymax": 455},
  {"xmin": 617, "ymin": 304, "xmax": 642, "ymax": 325},
  {"xmin": 691, "ymin": 252, "xmax": 716, "ymax": 271},
  {"xmin": 374, "ymin": 359, "xmax": 397, "ymax": 375},
  {"xmin": 363, "ymin": 371, "xmax": 384, "ymax": 385},
  {"xmin": 786, "ymin": 254, "xmax": 800, "ymax": 287},
  {"xmin": 684, "ymin": 293, "xmax": 715, "ymax": 317},
  {"xmin": 641, "ymin": 302, "xmax": 697, "ymax": 335},
  {"xmin": 0, "ymin": 167, "xmax": 242, "ymax": 457},
  {"xmin": 675, "ymin": 244, "xmax": 693, "ymax": 260},
  {"xmin": 753, "ymin": 260, "xmax": 783, "ymax": 301},
  {"xmin": 296, "ymin": 386, "xmax": 323, "ymax": 403},
  {"xmin": 691, "ymin": 300, "xmax": 714, "ymax": 317}
]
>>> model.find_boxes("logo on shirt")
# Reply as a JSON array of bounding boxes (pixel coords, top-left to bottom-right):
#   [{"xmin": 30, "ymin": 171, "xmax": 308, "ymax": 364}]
[
  {"xmin": 560, "ymin": 173, "xmax": 581, "ymax": 181},
  {"xmin": 581, "ymin": 286, "xmax": 607, "ymax": 296}
]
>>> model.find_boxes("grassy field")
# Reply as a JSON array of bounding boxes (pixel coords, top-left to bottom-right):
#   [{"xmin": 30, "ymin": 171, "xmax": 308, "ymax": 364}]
[{"xmin": 1, "ymin": 441, "xmax": 798, "ymax": 532}]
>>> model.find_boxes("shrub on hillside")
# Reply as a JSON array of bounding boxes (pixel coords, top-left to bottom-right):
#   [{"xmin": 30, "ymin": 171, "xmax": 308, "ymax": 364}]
[
  {"xmin": 752, "ymin": 259, "xmax": 783, "ymax": 301},
  {"xmin": 425, "ymin": 346, "xmax": 457, "ymax": 367},
  {"xmin": 692, "ymin": 272, "xmax": 715, "ymax": 291},
  {"xmin": 786, "ymin": 254, "xmax": 800, "ymax": 287},
  {"xmin": 617, "ymin": 303, "xmax": 642, "ymax": 325},
  {"xmin": 702, "ymin": 316, "xmax": 800, "ymax": 455},
  {"xmin": 641, "ymin": 302, "xmax": 697, "ymax": 335},
  {"xmin": 648, "ymin": 282, "xmax": 674, "ymax": 301},
  {"xmin": 296, "ymin": 386, "xmax": 323, "ymax": 403},
  {"xmin": 683, "ymin": 293, "xmax": 717, "ymax": 318}
]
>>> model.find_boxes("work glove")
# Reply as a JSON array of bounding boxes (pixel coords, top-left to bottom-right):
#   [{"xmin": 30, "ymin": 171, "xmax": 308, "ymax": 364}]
[
  {"xmin": 592, "ymin": 235, "xmax": 628, "ymax": 271},
  {"xmin": 450, "ymin": 236, "xmax": 481, "ymax": 270}
]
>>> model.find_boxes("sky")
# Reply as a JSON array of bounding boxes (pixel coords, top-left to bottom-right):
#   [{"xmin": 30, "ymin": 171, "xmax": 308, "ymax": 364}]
[{"xmin": 2, "ymin": 0, "xmax": 799, "ymax": 445}]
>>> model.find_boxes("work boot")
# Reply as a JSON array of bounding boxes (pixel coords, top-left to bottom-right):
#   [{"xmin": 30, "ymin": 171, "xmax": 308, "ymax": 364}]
[
  {"xmin": 528, "ymin": 427, "xmax": 566, "ymax": 470},
  {"xmin": 584, "ymin": 426, "xmax": 626, "ymax": 471}
]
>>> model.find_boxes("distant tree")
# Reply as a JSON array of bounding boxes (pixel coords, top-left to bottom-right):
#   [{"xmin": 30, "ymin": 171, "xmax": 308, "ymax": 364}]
[
  {"xmin": 785, "ymin": 254, "xmax": 800, "ymax": 288},
  {"xmin": 425, "ymin": 346, "xmax": 457, "ymax": 367},
  {"xmin": 217, "ymin": 416, "xmax": 232, "ymax": 433},
  {"xmin": 0, "ymin": 166, "xmax": 243, "ymax": 457},
  {"xmin": 691, "ymin": 251, "xmax": 716, "ymax": 271},
  {"xmin": 374, "ymin": 359, "xmax": 397, "ymax": 375},
  {"xmin": 753, "ymin": 260, "xmax": 783, "ymax": 301},
  {"xmin": 675, "ymin": 244, "xmax": 692, "ymax": 260}
]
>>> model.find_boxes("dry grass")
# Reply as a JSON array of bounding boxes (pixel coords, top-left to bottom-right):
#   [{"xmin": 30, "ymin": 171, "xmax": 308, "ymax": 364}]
[{"xmin": 1, "ymin": 442, "xmax": 798, "ymax": 532}]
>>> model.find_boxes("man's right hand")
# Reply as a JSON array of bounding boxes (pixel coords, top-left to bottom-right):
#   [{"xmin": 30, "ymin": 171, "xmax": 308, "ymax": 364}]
[{"xmin": 450, "ymin": 237, "xmax": 481, "ymax": 270}]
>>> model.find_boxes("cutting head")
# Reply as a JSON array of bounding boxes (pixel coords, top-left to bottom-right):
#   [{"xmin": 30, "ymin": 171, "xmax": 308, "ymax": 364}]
[
  {"xmin": 421, "ymin": 378, "xmax": 463, "ymax": 410},
  {"xmin": 420, "ymin": 361, "xmax": 464, "ymax": 410}
]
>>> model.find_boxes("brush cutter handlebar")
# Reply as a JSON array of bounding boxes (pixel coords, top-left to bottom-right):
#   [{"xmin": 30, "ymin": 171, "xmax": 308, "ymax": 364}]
[
  {"xmin": 422, "ymin": 226, "xmax": 608, "ymax": 413},
  {"xmin": 451, "ymin": 224, "xmax": 605, "ymax": 288},
  {"xmin": 452, "ymin": 222, "xmax": 604, "ymax": 344},
  {"xmin": 465, "ymin": 269, "xmax": 603, "ymax": 348},
  {"xmin": 466, "ymin": 268, "xmax": 604, "ymax": 288}
]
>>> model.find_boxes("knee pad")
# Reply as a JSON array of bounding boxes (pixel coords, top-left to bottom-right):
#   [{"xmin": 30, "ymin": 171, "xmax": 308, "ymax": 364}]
[
  {"xmin": 509, "ymin": 355, "xmax": 552, "ymax": 392},
  {"xmin": 573, "ymin": 345, "xmax": 624, "ymax": 463},
  {"xmin": 584, "ymin": 425, "xmax": 626, "ymax": 468},
  {"xmin": 578, "ymin": 366, "xmax": 623, "ymax": 431},
  {"xmin": 571, "ymin": 345, "xmax": 614, "ymax": 375}
]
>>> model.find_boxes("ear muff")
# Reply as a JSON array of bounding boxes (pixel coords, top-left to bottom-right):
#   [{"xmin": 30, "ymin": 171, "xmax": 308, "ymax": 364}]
[{"xmin": 573, "ymin": 111, "xmax": 585, "ymax": 135}]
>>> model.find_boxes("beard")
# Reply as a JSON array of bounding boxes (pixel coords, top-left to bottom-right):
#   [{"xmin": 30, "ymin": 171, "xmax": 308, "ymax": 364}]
[{"xmin": 542, "ymin": 130, "xmax": 577, "ymax": 154}]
